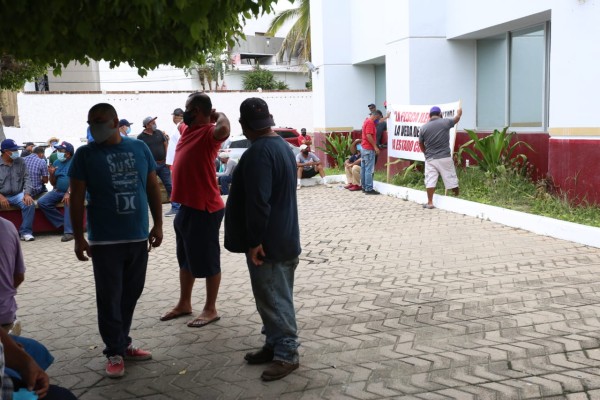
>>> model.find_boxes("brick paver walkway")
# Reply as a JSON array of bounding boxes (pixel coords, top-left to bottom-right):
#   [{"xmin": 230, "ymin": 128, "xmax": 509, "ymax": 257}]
[{"xmin": 17, "ymin": 185, "xmax": 600, "ymax": 399}]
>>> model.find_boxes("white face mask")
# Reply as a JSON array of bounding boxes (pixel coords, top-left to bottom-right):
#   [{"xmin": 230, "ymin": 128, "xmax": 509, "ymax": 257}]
[{"xmin": 90, "ymin": 120, "xmax": 117, "ymax": 144}]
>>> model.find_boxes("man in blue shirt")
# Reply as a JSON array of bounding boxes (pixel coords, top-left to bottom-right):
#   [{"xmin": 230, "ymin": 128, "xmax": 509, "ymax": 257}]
[
  {"xmin": 38, "ymin": 141, "xmax": 74, "ymax": 242},
  {"xmin": 225, "ymin": 98, "xmax": 301, "ymax": 381},
  {"xmin": 69, "ymin": 103, "xmax": 163, "ymax": 379}
]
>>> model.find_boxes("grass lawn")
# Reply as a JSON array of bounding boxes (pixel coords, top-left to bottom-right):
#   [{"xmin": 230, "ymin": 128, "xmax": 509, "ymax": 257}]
[{"xmin": 326, "ymin": 167, "xmax": 600, "ymax": 228}]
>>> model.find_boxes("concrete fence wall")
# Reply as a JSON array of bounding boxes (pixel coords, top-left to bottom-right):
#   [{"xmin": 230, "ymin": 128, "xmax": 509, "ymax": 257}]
[{"xmin": 6, "ymin": 91, "xmax": 313, "ymax": 150}]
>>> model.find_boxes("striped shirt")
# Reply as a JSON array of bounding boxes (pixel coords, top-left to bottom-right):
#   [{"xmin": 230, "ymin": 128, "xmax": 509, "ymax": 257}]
[
  {"xmin": 23, "ymin": 154, "xmax": 48, "ymax": 197},
  {"xmin": 0, "ymin": 157, "xmax": 32, "ymax": 196},
  {"xmin": 1, "ymin": 342, "xmax": 15, "ymax": 400}
]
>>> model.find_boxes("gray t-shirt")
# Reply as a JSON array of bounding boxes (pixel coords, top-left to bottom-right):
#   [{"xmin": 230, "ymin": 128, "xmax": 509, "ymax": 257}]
[
  {"xmin": 419, "ymin": 118, "xmax": 455, "ymax": 160},
  {"xmin": 296, "ymin": 152, "xmax": 320, "ymax": 171}
]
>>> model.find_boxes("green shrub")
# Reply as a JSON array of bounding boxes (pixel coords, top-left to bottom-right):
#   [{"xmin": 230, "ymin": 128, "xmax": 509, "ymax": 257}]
[
  {"xmin": 318, "ymin": 134, "xmax": 353, "ymax": 168},
  {"xmin": 242, "ymin": 65, "xmax": 288, "ymax": 90}
]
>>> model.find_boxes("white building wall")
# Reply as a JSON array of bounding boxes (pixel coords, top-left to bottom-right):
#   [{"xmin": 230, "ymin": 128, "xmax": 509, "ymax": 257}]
[{"xmin": 10, "ymin": 92, "xmax": 312, "ymax": 150}]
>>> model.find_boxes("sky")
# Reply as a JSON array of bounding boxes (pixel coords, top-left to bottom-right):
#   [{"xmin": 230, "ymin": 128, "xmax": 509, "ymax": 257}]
[{"xmin": 242, "ymin": 0, "xmax": 296, "ymax": 37}]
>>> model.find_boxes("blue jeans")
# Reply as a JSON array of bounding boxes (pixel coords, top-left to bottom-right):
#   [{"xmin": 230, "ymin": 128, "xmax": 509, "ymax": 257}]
[
  {"xmin": 91, "ymin": 241, "xmax": 148, "ymax": 357},
  {"xmin": 156, "ymin": 163, "xmax": 179, "ymax": 210},
  {"xmin": 37, "ymin": 190, "xmax": 72, "ymax": 234},
  {"xmin": 5, "ymin": 192, "xmax": 35, "ymax": 236},
  {"xmin": 247, "ymin": 256, "xmax": 299, "ymax": 364},
  {"xmin": 218, "ymin": 175, "xmax": 232, "ymax": 195},
  {"xmin": 360, "ymin": 149, "xmax": 376, "ymax": 191},
  {"xmin": 5, "ymin": 336, "xmax": 54, "ymax": 380}
]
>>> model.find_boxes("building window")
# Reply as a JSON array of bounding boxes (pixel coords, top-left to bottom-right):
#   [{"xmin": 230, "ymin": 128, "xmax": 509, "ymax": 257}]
[{"xmin": 476, "ymin": 23, "xmax": 549, "ymax": 130}]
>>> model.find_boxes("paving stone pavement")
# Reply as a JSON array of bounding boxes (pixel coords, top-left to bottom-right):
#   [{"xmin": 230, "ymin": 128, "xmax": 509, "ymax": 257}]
[{"xmin": 15, "ymin": 185, "xmax": 600, "ymax": 399}]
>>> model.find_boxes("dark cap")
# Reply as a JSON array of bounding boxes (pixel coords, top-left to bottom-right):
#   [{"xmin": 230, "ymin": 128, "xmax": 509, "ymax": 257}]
[
  {"xmin": 172, "ymin": 108, "xmax": 184, "ymax": 116},
  {"xmin": 118, "ymin": 119, "xmax": 133, "ymax": 127},
  {"xmin": 430, "ymin": 106, "xmax": 441, "ymax": 114},
  {"xmin": 143, "ymin": 116, "xmax": 157, "ymax": 127},
  {"xmin": 368, "ymin": 103, "xmax": 376, "ymax": 108},
  {"xmin": 0, "ymin": 139, "xmax": 20, "ymax": 151},
  {"xmin": 240, "ymin": 98, "xmax": 275, "ymax": 131},
  {"xmin": 301, "ymin": 128, "xmax": 307, "ymax": 133},
  {"xmin": 54, "ymin": 141, "xmax": 74, "ymax": 155}
]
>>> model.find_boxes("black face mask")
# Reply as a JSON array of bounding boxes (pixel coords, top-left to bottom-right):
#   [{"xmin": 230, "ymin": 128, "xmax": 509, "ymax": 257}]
[
  {"xmin": 302, "ymin": 150, "xmax": 309, "ymax": 155},
  {"xmin": 183, "ymin": 110, "xmax": 196, "ymax": 126}
]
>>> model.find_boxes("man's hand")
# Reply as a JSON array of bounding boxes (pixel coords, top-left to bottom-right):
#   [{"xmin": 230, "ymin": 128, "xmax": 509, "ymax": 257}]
[
  {"xmin": 249, "ymin": 245, "xmax": 266, "ymax": 266},
  {"xmin": 23, "ymin": 194, "xmax": 34, "ymax": 206},
  {"xmin": 148, "ymin": 225, "xmax": 163, "ymax": 250},
  {"xmin": 0, "ymin": 194, "xmax": 9, "ymax": 209},
  {"xmin": 74, "ymin": 237, "xmax": 91, "ymax": 261},
  {"xmin": 210, "ymin": 109, "xmax": 218, "ymax": 123},
  {"xmin": 20, "ymin": 359, "xmax": 50, "ymax": 399},
  {"xmin": 62, "ymin": 192, "xmax": 70, "ymax": 206},
  {"xmin": 48, "ymin": 165, "xmax": 56, "ymax": 174},
  {"xmin": 375, "ymin": 148, "xmax": 380, "ymax": 155}
]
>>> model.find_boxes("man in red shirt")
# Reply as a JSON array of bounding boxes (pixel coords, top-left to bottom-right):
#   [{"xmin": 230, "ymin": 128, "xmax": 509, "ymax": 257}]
[
  {"xmin": 360, "ymin": 112, "xmax": 380, "ymax": 194},
  {"xmin": 160, "ymin": 93, "xmax": 231, "ymax": 328},
  {"xmin": 297, "ymin": 128, "xmax": 312, "ymax": 149}
]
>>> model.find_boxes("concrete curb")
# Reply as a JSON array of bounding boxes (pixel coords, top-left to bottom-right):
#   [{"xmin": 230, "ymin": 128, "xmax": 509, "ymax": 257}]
[{"xmin": 324, "ymin": 174, "xmax": 600, "ymax": 249}]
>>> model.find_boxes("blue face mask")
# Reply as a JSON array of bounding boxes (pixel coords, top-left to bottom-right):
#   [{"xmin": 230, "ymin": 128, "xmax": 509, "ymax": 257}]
[
  {"xmin": 357, "ymin": 144, "xmax": 363, "ymax": 151},
  {"xmin": 57, "ymin": 152, "xmax": 67, "ymax": 162},
  {"xmin": 126, "ymin": 127, "xmax": 131, "ymax": 135},
  {"xmin": 90, "ymin": 120, "xmax": 117, "ymax": 144},
  {"xmin": 9, "ymin": 151, "xmax": 19, "ymax": 160}
]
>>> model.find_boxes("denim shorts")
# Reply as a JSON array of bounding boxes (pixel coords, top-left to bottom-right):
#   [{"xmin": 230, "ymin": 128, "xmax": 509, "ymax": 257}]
[{"xmin": 174, "ymin": 205, "xmax": 224, "ymax": 278}]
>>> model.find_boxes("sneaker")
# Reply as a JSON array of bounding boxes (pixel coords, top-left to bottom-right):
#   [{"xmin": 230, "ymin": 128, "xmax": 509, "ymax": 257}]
[
  {"xmin": 106, "ymin": 355, "xmax": 125, "ymax": 378},
  {"xmin": 61, "ymin": 233, "xmax": 74, "ymax": 242},
  {"xmin": 348, "ymin": 185, "xmax": 362, "ymax": 192},
  {"xmin": 261, "ymin": 360, "xmax": 299, "ymax": 381},
  {"xmin": 20, "ymin": 234, "xmax": 35, "ymax": 242},
  {"xmin": 124, "ymin": 345, "xmax": 152, "ymax": 361},
  {"xmin": 164, "ymin": 209, "xmax": 178, "ymax": 217},
  {"xmin": 344, "ymin": 184, "xmax": 354, "ymax": 189},
  {"xmin": 296, "ymin": 184, "xmax": 301, "ymax": 190},
  {"xmin": 245, "ymin": 348, "xmax": 274, "ymax": 365},
  {"xmin": 365, "ymin": 190, "xmax": 380, "ymax": 195}
]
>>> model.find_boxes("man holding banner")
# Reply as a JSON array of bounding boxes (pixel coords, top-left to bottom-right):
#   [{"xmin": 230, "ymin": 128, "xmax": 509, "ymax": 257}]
[{"xmin": 419, "ymin": 106, "xmax": 462, "ymax": 209}]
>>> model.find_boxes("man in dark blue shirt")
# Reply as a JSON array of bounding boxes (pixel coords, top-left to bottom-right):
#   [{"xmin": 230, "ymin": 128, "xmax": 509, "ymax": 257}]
[{"xmin": 224, "ymin": 98, "xmax": 301, "ymax": 382}]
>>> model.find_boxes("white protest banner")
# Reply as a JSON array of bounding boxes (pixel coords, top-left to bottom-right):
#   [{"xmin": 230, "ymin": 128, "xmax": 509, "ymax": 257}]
[{"xmin": 387, "ymin": 101, "xmax": 461, "ymax": 162}]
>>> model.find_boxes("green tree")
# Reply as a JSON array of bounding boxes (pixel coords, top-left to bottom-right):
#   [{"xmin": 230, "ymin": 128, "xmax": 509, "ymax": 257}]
[
  {"xmin": 0, "ymin": 55, "xmax": 47, "ymax": 91},
  {"xmin": 184, "ymin": 48, "xmax": 232, "ymax": 91},
  {"xmin": 266, "ymin": 0, "xmax": 311, "ymax": 63},
  {"xmin": 0, "ymin": 0, "xmax": 279, "ymax": 89},
  {"xmin": 242, "ymin": 66, "xmax": 289, "ymax": 90}
]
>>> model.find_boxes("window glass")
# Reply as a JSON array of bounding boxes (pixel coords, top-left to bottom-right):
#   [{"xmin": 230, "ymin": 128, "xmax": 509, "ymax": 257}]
[
  {"xmin": 509, "ymin": 26, "xmax": 545, "ymax": 127},
  {"xmin": 477, "ymin": 35, "xmax": 507, "ymax": 129}
]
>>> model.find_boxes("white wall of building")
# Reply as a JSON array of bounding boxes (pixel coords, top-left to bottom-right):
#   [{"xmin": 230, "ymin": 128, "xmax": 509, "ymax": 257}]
[{"xmin": 9, "ymin": 91, "xmax": 312, "ymax": 150}]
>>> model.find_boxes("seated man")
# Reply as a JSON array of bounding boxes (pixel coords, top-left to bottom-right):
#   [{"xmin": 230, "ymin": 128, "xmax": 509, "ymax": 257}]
[
  {"xmin": 22, "ymin": 146, "xmax": 49, "ymax": 198},
  {"xmin": 296, "ymin": 144, "xmax": 326, "ymax": 190},
  {"xmin": 216, "ymin": 152, "xmax": 236, "ymax": 195},
  {"xmin": 38, "ymin": 141, "xmax": 74, "ymax": 242},
  {"xmin": 1, "ymin": 328, "xmax": 76, "ymax": 400},
  {"xmin": 0, "ymin": 139, "xmax": 35, "ymax": 241},
  {"xmin": 344, "ymin": 139, "xmax": 362, "ymax": 191}
]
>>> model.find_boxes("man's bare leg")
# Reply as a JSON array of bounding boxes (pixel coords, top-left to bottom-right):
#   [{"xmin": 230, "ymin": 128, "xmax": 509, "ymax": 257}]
[
  {"xmin": 160, "ymin": 269, "xmax": 194, "ymax": 319},
  {"xmin": 426, "ymin": 187, "xmax": 435, "ymax": 207}
]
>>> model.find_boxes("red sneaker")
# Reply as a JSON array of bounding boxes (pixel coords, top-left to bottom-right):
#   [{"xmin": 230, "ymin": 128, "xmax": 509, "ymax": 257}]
[
  {"xmin": 125, "ymin": 345, "xmax": 152, "ymax": 361},
  {"xmin": 348, "ymin": 185, "xmax": 362, "ymax": 191},
  {"xmin": 344, "ymin": 183, "xmax": 354, "ymax": 189},
  {"xmin": 106, "ymin": 355, "xmax": 125, "ymax": 378}
]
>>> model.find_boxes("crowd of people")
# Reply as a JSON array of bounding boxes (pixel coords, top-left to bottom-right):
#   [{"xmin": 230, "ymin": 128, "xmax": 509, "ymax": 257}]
[{"xmin": 0, "ymin": 95, "xmax": 463, "ymax": 396}]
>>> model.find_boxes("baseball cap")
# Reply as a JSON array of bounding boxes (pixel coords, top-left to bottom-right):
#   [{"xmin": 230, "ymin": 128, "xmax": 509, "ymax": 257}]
[
  {"xmin": 218, "ymin": 152, "xmax": 230, "ymax": 159},
  {"xmin": 239, "ymin": 98, "xmax": 275, "ymax": 131},
  {"xmin": 54, "ymin": 141, "xmax": 74, "ymax": 154},
  {"xmin": 118, "ymin": 119, "xmax": 133, "ymax": 127},
  {"xmin": 172, "ymin": 108, "xmax": 184, "ymax": 116},
  {"xmin": 430, "ymin": 106, "xmax": 442, "ymax": 114},
  {"xmin": 143, "ymin": 116, "xmax": 157, "ymax": 127},
  {"xmin": 299, "ymin": 144, "xmax": 308, "ymax": 151},
  {"xmin": 1, "ymin": 139, "xmax": 20, "ymax": 152},
  {"xmin": 301, "ymin": 128, "xmax": 307, "ymax": 133},
  {"xmin": 368, "ymin": 103, "xmax": 376, "ymax": 108}
]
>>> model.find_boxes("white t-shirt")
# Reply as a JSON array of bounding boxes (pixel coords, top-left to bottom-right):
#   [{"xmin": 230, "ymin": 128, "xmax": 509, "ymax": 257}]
[{"xmin": 166, "ymin": 122, "xmax": 182, "ymax": 166}]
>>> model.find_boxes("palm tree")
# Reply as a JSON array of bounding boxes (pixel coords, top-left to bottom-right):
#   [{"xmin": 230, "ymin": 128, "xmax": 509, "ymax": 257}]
[{"xmin": 266, "ymin": 0, "xmax": 310, "ymax": 64}]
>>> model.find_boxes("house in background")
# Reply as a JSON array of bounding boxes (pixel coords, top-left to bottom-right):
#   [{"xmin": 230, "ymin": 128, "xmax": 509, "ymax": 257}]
[{"xmin": 309, "ymin": 0, "xmax": 600, "ymax": 204}]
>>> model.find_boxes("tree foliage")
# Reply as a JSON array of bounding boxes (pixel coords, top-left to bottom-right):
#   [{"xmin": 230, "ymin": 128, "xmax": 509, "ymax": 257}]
[
  {"xmin": 242, "ymin": 66, "xmax": 289, "ymax": 91},
  {"xmin": 267, "ymin": 0, "xmax": 310, "ymax": 63},
  {"xmin": 184, "ymin": 49, "xmax": 233, "ymax": 91},
  {"xmin": 0, "ymin": 0, "xmax": 280, "ymax": 89},
  {"xmin": 0, "ymin": 55, "xmax": 47, "ymax": 91}
]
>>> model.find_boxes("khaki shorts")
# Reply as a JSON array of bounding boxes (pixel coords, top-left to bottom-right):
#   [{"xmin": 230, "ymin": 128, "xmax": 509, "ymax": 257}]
[{"xmin": 425, "ymin": 157, "xmax": 459, "ymax": 189}]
